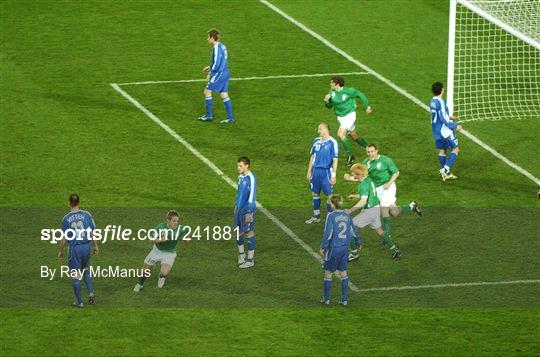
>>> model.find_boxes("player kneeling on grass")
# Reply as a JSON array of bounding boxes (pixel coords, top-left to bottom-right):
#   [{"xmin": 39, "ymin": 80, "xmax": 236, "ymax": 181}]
[
  {"xmin": 319, "ymin": 194, "xmax": 361, "ymax": 306},
  {"xmin": 344, "ymin": 144, "xmax": 421, "ymax": 260},
  {"xmin": 235, "ymin": 156, "xmax": 257, "ymax": 269},
  {"xmin": 347, "ymin": 163, "xmax": 401, "ymax": 259},
  {"xmin": 133, "ymin": 210, "xmax": 188, "ymax": 292},
  {"xmin": 305, "ymin": 122, "xmax": 339, "ymax": 224}
]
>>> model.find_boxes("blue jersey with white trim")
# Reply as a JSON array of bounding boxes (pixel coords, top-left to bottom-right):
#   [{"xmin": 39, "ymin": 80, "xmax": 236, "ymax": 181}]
[
  {"xmin": 320, "ymin": 210, "xmax": 361, "ymax": 249},
  {"xmin": 310, "ymin": 136, "xmax": 338, "ymax": 169},
  {"xmin": 61, "ymin": 209, "xmax": 96, "ymax": 246},
  {"xmin": 210, "ymin": 42, "xmax": 229, "ymax": 76},
  {"xmin": 236, "ymin": 171, "xmax": 256, "ymax": 212},
  {"xmin": 430, "ymin": 97, "xmax": 457, "ymax": 140}
]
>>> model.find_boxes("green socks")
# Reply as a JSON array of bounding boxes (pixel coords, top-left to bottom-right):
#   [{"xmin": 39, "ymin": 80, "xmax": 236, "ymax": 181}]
[
  {"xmin": 355, "ymin": 137, "xmax": 368, "ymax": 147},
  {"xmin": 341, "ymin": 138, "xmax": 353, "ymax": 156},
  {"xmin": 382, "ymin": 216, "xmax": 392, "ymax": 236},
  {"xmin": 399, "ymin": 204, "xmax": 412, "ymax": 213},
  {"xmin": 381, "ymin": 217, "xmax": 397, "ymax": 251},
  {"xmin": 138, "ymin": 275, "xmax": 147, "ymax": 285}
]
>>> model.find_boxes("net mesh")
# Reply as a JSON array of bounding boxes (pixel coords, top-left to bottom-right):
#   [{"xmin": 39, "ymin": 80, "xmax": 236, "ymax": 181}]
[{"xmin": 453, "ymin": 0, "xmax": 540, "ymax": 122}]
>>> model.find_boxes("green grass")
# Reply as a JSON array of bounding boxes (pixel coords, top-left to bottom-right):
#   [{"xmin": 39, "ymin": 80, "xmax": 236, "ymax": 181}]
[{"xmin": 1, "ymin": 0, "xmax": 539, "ymax": 355}]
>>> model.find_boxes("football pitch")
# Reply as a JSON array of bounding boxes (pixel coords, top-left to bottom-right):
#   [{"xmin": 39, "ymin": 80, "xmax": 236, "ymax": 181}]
[{"xmin": 1, "ymin": 0, "xmax": 539, "ymax": 355}]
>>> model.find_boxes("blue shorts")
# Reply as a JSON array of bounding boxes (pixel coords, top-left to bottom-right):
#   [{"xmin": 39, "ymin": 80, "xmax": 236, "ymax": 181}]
[
  {"xmin": 435, "ymin": 135, "xmax": 459, "ymax": 150},
  {"xmin": 206, "ymin": 71, "xmax": 230, "ymax": 93},
  {"xmin": 323, "ymin": 247, "xmax": 348, "ymax": 272},
  {"xmin": 310, "ymin": 167, "xmax": 333, "ymax": 195},
  {"xmin": 68, "ymin": 243, "xmax": 91, "ymax": 270},
  {"xmin": 234, "ymin": 208, "xmax": 255, "ymax": 234}
]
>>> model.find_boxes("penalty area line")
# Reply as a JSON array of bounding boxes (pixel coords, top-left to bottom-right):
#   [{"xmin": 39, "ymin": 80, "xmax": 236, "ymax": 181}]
[
  {"xmin": 358, "ymin": 279, "xmax": 540, "ymax": 293},
  {"xmin": 116, "ymin": 71, "xmax": 369, "ymax": 86},
  {"xmin": 110, "ymin": 82, "xmax": 359, "ymax": 292}
]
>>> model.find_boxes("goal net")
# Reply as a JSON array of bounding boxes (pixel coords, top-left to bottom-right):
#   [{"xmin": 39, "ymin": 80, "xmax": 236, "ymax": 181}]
[{"xmin": 447, "ymin": 0, "xmax": 540, "ymax": 122}]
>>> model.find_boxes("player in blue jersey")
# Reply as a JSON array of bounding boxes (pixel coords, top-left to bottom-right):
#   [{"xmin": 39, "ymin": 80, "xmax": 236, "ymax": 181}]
[
  {"xmin": 306, "ymin": 123, "xmax": 339, "ymax": 224},
  {"xmin": 57, "ymin": 194, "xmax": 99, "ymax": 307},
  {"xmin": 235, "ymin": 156, "xmax": 257, "ymax": 268},
  {"xmin": 319, "ymin": 195, "xmax": 361, "ymax": 306},
  {"xmin": 198, "ymin": 28, "xmax": 235, "ymax": 124},
  {"xmin": 430, "ymin": 82, "xmax": 463, "ymax": 181}
]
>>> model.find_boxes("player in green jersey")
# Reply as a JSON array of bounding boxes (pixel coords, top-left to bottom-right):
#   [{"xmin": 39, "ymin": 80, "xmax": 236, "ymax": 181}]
[
  {"xmin": 324, "ymin": 75, "xmax": 372, "ymax": 166},
  {"xmin": 133, "ymin": 210, "xmax": 189, "ymax": 292},
  {"xmin": 345, "ymin": 145, "xmax": 421, "ymax": 259},
  {"xmin": 346, "ymin": 163, "xmax": 401, "ymax": 259}
]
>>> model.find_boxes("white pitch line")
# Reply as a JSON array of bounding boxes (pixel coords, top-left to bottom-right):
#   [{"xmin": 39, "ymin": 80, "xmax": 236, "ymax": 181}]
[
  {"xmin": 358, "ymin": 279, "xmax": 540, "ymax": 292},
  {"xmin": 260, "ymin": 0, "xmax": 540, "ymax": 186},
  {"xmin": 110, "ymin": 83, "xmax": 358, "ymax": 292},
  {"xmin": 116, "ymin": 72, "xmax": 369, "ymax": 86}
]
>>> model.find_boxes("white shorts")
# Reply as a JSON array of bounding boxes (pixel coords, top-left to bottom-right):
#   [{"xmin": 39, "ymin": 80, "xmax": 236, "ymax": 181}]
[
  {"xmin": 144, "ymin": 245, "xmax": 177, "ymax": 267},
  {"xmin": 352, "ymin": 206, "xmax": 381, "ymax": 229},
  {"xmin": 376, "ymin": 182, "xmax": 397, "ymax": 207},
  {"xmin": 337, "ymin": 111, "xmax": 356, "ymax": 132}
]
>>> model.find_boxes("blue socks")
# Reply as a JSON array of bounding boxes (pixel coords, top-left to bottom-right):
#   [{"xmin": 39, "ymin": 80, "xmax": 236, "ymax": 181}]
[
  {"xmin": 326, "ymin": 200, "xmax": 333, "ymax": 213},
  {"xmin": 247, "ymin": 236, "xmax": 255, "ymax": 251},
  {"xmin": 205, "ymin": 96, "xmax": 213, "ymax": 118},
  {"xmin": 323, "ymin": 277, "xmax": 332, "ymax": 301},
  {"xmin": 237, "ymin": 236, "xmax": 244, "ymax": 247},
  {"xmin": 313, "ymin": 196, "xmax": 321, "ymax": 218},
  {"xmin": 444, "ymin": 152, "xmax": 458, "ymax": 172},
  {"xmin": 341, "ymin": 276, "xmax": 349, "ymax": 302},
  {"xmin": 438, "ymin": 154, "xmax": 446, "ymax": 168},
  {"xmin": 83, "ymin": 269, "xmax": 94, "ymax": 295},
  {"xmin": 223, "ymin": 97, "xmax": 234, "ymax": 119},
  {"xmin": 72, "ymin": 278, "xmax": 83, "ymax": 305}
]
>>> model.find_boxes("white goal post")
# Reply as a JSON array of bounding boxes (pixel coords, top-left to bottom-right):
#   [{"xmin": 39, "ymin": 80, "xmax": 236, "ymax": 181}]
[{"xmin": 447, "ymin": 0, "xmax": 540, "ymax": 122}]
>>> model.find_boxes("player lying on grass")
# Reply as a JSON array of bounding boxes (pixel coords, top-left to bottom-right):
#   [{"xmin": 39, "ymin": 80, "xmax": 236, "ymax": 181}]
[
  {"xmin": 133, "ymin": 210, "xmax": 188, "ymax": 292},
  {"xmin": 198, "ymin": 28, "xmax": 235, "ymax": 123},
  {"xmin": 430, "ymin": 81, "xmax": 462, "ymax": 181},
  {"xmin": 324, "ymin": 75, "xmax": 372, "ymax": 166},
  {"xmin": 235, "ymin": 156, "xmax": 257, "ymax": 269},
  {"xmin": 319, "ymin": 194, "xmax": 361, "ymax": 306},
  {"xmin": 305, "ymin": 123, "xmax": 339, "ymax": 224},
  {"xmin": 346, "ymin": 164, "xmax": 401, "ymax": 259},
  {"xmin": 57, "ymin": 193, "xmax": 99, "ymax": 307},
  {"xmin": 344, "ymin": 144, "xmax": 421, "ymax": 261}
]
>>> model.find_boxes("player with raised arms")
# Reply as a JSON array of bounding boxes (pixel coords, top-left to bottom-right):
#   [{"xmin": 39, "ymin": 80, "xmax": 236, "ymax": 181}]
[
  {"xmin": 305, "ymin": 123, "xmax": 339, "ymax": 224},
  {"xmin": 344, "ymin": 144, "xmax": 421, "ymax": 261},
  {"xmin": 57, "ymin": 193, "xmax": 99, "ymax": 307},
  {"xmin": 430, "ymin": 82, "xmax": 462, "ymax": 181},
  {"xmin": 319, "ymin": 194, "xmax": 361, "ymax": 306},
  {"xmin": 346, "ymin": 163, "xmax": 401, "ymax": 259},
  {"xmin": 235, "ymin": 156, "xmax": 257, "ymax": 269},
  {"xmin": 133, "ymin": 210, "xmax": 189, "ymax": 292},
  {"xmin": 198, "ymin": 28, "xmax": 235, "ymax": 124},
  {"xmin": 324, "ymin": 75, "xmax": 372, "ymax": 166}
]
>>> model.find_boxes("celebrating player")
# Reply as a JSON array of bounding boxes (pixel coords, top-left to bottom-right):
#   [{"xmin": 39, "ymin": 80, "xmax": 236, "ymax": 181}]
[
  {"xmin": 324, "ymin": 75, "xmax": 372, "ymax": 166},
  {"xmin": 430, "ymin": 82, "xmax": 462, "ymax": 181},
  {"xmin": 319, "ymin": 194, "xmax": 361, "ymax": 306},
  {"xmin": 305, "ymin": 123, "xmax": 339, "ymax": 224},
  {"xmin": 198, "ymin": 28, "xmax": 235, "ymax": 124},
  {"xmin": 57, "ymin": 193, "xmax": 99, "ymax": 307},
  {"xmin": 346, "ymin": 164, "xmax": 401, "ymax": 259},
  {"xmin": 344, "ymin": 144, "xmax": 421, "ymax": 260},
  {"xmin": 133, "ymin": 210, "xmax": 188, "ymax": 292},
  {"xmin": 235, "ymin": 156, "xmax": 257, "ymax": 269}
]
